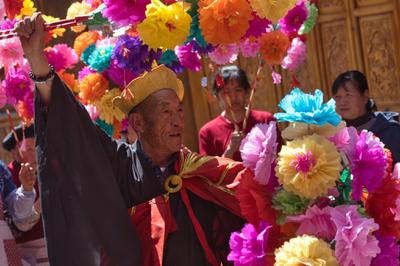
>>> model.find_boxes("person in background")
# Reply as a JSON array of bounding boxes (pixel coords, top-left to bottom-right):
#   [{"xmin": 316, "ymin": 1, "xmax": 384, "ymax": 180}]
[
  {"xmin": 332, "ymin": 70, "xmax": 400, "ymax": 163},
  {"xmin": 199, "ymin": 65, "xmax": 278, "ymax": 161},
  {"xmin": 2, "ymin": 124, "xmax": 48, "ymax": 265}
]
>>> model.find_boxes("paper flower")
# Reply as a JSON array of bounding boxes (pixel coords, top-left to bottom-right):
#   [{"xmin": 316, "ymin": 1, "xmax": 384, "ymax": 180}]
[
  {"xmin": 44, "ymin": 48, "xmax": 67, "ymax": 72},
  {"xmin": 227, "ymin": 221, "xmax": 272, "ymax": 265},
  {"xmin": 281, "ymin": 37, "xmax": 307, "ymax": 71},
  {"xmin": 286, "ymin": 205, "xmax": 336, "ymax": 240},
  {"xmin": 0, "ymin": 18, "xmax": 17, "ymax": 30},
  {"xmin": 58, "ymin": 71, "xmax": 78, "ymax": 93},
  {"xmin": 240, "ymin": 122, "xmax": 278, "ymax": 185},
  {"xmin": 88, "ymin": 45, "xmax": 114, "ymax": 73},
  {"xmin": 198, "ymin": 0, "xmax": 252, "ymax": 45},
  {"xmin": 0, "ymin": 84, "xmax": 7, "ymax": 109},
  {"xmin": 365, "ymin": 167, "xmax": 400, "ymax": 239},
  {"xmin": 279, "ymin": 0, "xmax": 308, "ymax": 33},
  {"xmin": 103, "ymin": 62, "xmax": 137, "ymax": 87},
  {"xmin": 137, "ymin": 0, "xmax": 192, "ymax": 50},
  {"xmin": 74, "ymin": 31, "xmax": 101, "ymax": 58},
  {"xmin": 16, "ymin": 0, "xmax": 36, "ymax": 18},
  {"xmin": 239, "ymin": 38, "xmax": 261, "ymax": 58},
  {"xmin": 42, "ymin": 15, "xmax": 66, "ymax": 39},
  {"xmin": 274, "ymin": 235, "xmax": 338, "ymax": 266},
  {"xmin": 299, "ymin": 2, "xmax": 318, "ymax": 35},
  {"xmin": 2, "ymin": 66, "xmax": 33, "ymax": 105},
  {"xmin": 282, "ymin": 121, "xmax": 346, "ymax": 140},
  {"xmin": 95, "ymin": 118, "xmax": 114, "ymax": 137},
  {"xmin": 0, "ymin": 37, "xmax": 24, "ymax": 67},
  {"xmin": 208, "ymin": 44, "xmax": 239, "ymax": 65},
  {"xmin": 371, "ymin": 234, "xmax": 400, "ymax": 266},
  {"xmin": 158, "ymin": 49, "xmax": 184, "ymax": 74},
  {"xmin": 95, "ymin": 88, "xmax": 126, "ymax": 124},
  {"xmin": 112, "ymin": 35, "xmax": 162, "ymax": 75},
  {"xmin": 331, "ymin": 205, "xmax": 380, "ymax": 266},
  {"xmin": 4, "ymin": 0, "xmax": 23, "ymax": 18},
  {"xmin": 78, "ymin": 66, "xmax": 97, "ymax": 81},
  {"xmin": 350, "ymin": 130, "xmax": 387, "ymax": 200},
  {"xmin": 53, "ymin": 44, "xmax": 78, "ymax": 69},
  {"xmin": 259, "ymin": 31, "xmax": 290, "ymax": 65},
  {"xmin": 276, "ymin": 134, "xmax": 341, "ymax": 199},
  {"xmin": 16, "ymin": 92, "xmax": 34, "ymax": 123},
  {"xmin": 102, "ymin": 0, "xmax": 149, "ymax": 27},
  {"xmin": 272, "ymin": 189, "xmax": 311, "ymax": 225},
  {"xmin": 274, "ymin": 88, "xmax": 342, "ymax": 127},
  {"xmin": 249, "ymin": 0, "xmax": 297, "ymax": 24},
  {"xmin": 67, "ymin": 2, "xmax": 92, "ymax": 33},
  {"xmin": 78, "ymin": 73, "xmax": 109, "ymax": 104},
  {"xmin": 85, "ymin": 104, "xmax": 99, "ymax": 120},
  {"xmin": 244, "ymin": 13, "xmax": 271, "ymax": 38},
  {"xmin": 174, "ymin": 43, "xmax": 202, "ymax": 72}
]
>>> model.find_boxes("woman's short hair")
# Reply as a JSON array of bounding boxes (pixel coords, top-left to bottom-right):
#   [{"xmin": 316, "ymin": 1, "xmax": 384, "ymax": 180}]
[{"xmin": 212, "ymin": 65, "xmax": 251, "ymax": 95}]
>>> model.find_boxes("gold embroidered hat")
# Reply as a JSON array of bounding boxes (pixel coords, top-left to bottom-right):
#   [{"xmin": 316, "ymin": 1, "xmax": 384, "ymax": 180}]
[{"xmin": 113, "ymin": 65, "xmax": 185, "ymax": 113}]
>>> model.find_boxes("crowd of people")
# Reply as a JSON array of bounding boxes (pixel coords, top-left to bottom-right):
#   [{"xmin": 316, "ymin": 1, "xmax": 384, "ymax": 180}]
[{"xmin": 0, "ymin": 13, "xmax": 399, "ymax": 266}]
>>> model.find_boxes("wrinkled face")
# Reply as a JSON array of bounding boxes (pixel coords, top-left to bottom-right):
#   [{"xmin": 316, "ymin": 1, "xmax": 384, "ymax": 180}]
[
  {"xmin": 217, "ymin": 79, "xmax": 247, "ymax": 112},
  {"xmin": 333, "ymin": 81, "xmax": 369, "ymax": 120},
  {"xmin": 136, "ymin": 89, "xmax": 184, "ymax": 155}
]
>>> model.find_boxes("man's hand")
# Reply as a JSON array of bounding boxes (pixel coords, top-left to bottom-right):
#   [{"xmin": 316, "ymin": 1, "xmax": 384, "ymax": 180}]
[
  {"xmin": 223, "ymin": 130, "xmax": 244, "ymax": 159},
  {"xmin": 19, "ymin": 163, "xmax": 36, "ymax": 192}
]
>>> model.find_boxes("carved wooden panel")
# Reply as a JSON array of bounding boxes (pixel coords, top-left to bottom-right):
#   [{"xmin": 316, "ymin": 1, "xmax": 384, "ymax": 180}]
[
  {"xmin": 355, "ymin": 0, "xmax": 392, "ymax": 7},
  {"xmin": 359, "ymin": 14, "xmax": 400, "ymax": 109},
  {"xmin": 317, "ymin": 0, "xmax": 345, "ymax": 13},
  {"xmin": 319, "ymin": 21, "xmax": 352, "ymax": 93}
]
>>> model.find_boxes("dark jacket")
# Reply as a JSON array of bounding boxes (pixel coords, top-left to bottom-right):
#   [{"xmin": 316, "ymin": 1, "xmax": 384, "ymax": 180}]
[{"xmin": 369, "ymin": 112, "xmax": 400, "ymax": 164}]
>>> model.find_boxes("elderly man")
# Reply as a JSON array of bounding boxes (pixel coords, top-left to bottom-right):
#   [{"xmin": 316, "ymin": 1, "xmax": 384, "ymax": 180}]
[{"xmin": 15, "ymin": 13, "xmax": 261, "ymax": 266}]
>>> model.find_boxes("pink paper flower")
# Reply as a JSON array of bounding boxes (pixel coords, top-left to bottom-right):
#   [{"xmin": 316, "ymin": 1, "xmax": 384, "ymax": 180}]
[
  {"xmin": 103, "ymin": 61, "xmax": 137, "ymax": 87},
  {"xmin": 331, "ymin": 205, "xmax": 381, "ymax": 266},
  {"xmin": 0, "ymin": 83, "xmax": 7, "ymax": 109},
  {"xmin": 44, "ymin": 48, "xmax": 67, "ymax": 72},
  {"xmin": 272, "ymin": 71, "xmax": 282, "ymax": 84},
  {"xmin": 84, "ymin": 104, "xmax": 99, "ymax": 120},
  {"xmin": 175, "ymin": 43, "xmax": 202, "ymax": 72},
  {"xmin": 239, "ymin": 38, "xmax": 260, "ymax": 58},
  {"xmin": 2, "ymin": 66, "xmax": 34, "ymax": 106},
  {"xmin": 371, "ymin": 234, "xmax": 400, "ymax": 266},
  {"xmin": 279, "ymin": 0, "xmax": 308, "ymax": 33},
  {"xmin": 240, "ymin": 122, "xmax": 278, "ymax": 185},
  {"xmin": 228, "ymin": 221, "xmax": 272, "ymax": 265},
  {"xmin": 281, "ymin": 37, "xmax": 307, "ymax": 71},
  {"xmin": 286, "ymin": 205, "xmax": 336, "ymax": 240},
  {"xmin": 0, "ymin": 18, "xmax": 17, "ymax": 30},
  {"xmin": 52, "ymin": 44, "xmax": 78, "ymax": 69},
  {"xmin": 208, "ymin": 44, "xmax": 239, "ymax": 65},
  {"xmin": 329, "ymin": 126, "xmax": 358, "ymax": 154},
  {"xmin": 102, "ymin": 0, "xmax": 149, "ymax": 27},
  {"xmin": 244, "ymin": 13, "xmax": 271, "ymax": 38},
  {"xmin": 0, "ymin": 37, "xmax": 24, "ymax": 67},
  {"xmin": 78, "ymin": 66, "xmax": 97, "ymax": 81}
]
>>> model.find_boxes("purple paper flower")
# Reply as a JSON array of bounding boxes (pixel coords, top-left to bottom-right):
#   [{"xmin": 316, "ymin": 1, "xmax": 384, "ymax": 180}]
[
  {"xmin": 103, "ymin": 60, "xmax": 137, "ymax": 87},
  {"xmin": 279, "ymin": 0, "xmax": 308, "ymax": 33},
  {"xmin": 244, "ymin": 13, "xmax": 271, "ymax": 38},
  {"xmin": 102, "ymin": 0, "xmax": 149, "ymax": 27},
  {"xmin": 331, "ymin": 205, "xmax": 381, "ymax": 266},
  {"xmin": 281, "ymin": 37, "xmax": 307, "ymax": 71},
  {"xmin": 78, "ymin": 66, "xmax": 97, "ymax": 81},
  {"xmin": 2, "ymin": 66, "xmax": 34, "ymax": 106},
  {"xmin": 44, "ymin": 48, "xmax": 67, "ymax": 72},
  {"xmin": 287, "ymin": 205, "xmax": 336, "ymax": 240},
  {"xmin": 351, "ymin": 130, "xmax": 387, "ymax": 200},
  {"xmin": 228, "ymin": 221, "xmax": 272, "ymax": 265},
  {"xmin": 112, "ymin": 35, "xmax": 162, "ymax": 76},
  {"xmin": 190, "ymin": 39, "xmax": 214, "ymax": 55},
  {"xmin": 175, "ymin": 43, "xmax": 202, "ymax": 72},
  {"xmin": 240, "ymin": 38, "xmax": 260, "ymax": 58},
  {"xmin": 240, "ymin": 122, "xmax": 278, "ymax": 185},
  {"xmin": 371, "ymin": 234, "xmax": 400, "ymax": 266}
]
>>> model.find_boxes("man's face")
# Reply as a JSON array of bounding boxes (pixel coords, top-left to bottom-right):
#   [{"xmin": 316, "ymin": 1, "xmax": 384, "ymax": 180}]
[
  {"xmin": 333, "ymin": 81, "xmax": 369, "ymax": 120},
  {"xmin": 138, "ymin": 89, "xmax": 184, "ymax": 155},
  {"xmin": 217, "ymin": 79, "xmax": 247, "ymax": 112}
]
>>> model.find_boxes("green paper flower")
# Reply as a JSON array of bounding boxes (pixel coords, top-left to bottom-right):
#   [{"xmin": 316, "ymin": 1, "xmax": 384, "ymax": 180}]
[
  {"xmin": 272, "ymin": 189, "xmax": 311, "ymax": 225},
  {"xmin": 299, "ymin": 3, "xmax": 318, "ymax": 35}
]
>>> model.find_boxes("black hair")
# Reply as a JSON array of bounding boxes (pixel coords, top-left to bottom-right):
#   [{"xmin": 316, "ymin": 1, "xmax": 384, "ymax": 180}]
[
  {"xmin": 331, "ymin": 70, "xmax": 377, "ymax": 112},
  {"xmin": 2, "ymin": 124, "xmax": 35, "ymax": 151},
  {"xmin": 212, "ymin": 65, "xmax": 250, "ymax": 95}
]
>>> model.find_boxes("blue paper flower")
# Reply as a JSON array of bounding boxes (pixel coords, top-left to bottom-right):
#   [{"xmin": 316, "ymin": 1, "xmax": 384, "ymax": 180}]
[
  {"xmin": 88, "ymin": 45, "xmax": 114, "ymax": 73},
  {"xmin": 158, "ymin": 50, "xmax": 184, "ymax": 74},
  {"xmin": 95, "ymin": 118, "xmax": 113, "ymax": 137},
  {"xmin": 274, "ymin": 88, "xmax": 341, "ymax": 126}
]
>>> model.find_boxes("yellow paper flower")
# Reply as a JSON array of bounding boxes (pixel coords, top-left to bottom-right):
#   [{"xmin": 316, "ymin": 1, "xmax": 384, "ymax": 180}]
[
  {"xmin": 17, "ymin": 0, "xmax": 36, "ymax": 19},
  {"xmin": 67, "ymin": 2, "xmax": 92, "ymax": 33},
  {"xmin": 78, "ymin": 73, "xmax": 109, "ymax": 104},
  {"xmin": 249, "ymin": 0, "xmax": 297, "ymax": 24},
  {"xmin": 42, "ymin": 15, "xmax": 66, "ymax": 38},
  {"xmin": 95, "ymin": 88, "xmax": 126, "ymax": 124},
  {"xmin": 282, "ymin": 121, "xmax": 346, "ymax": 140},
  {"xmin": 137, "ymin": 0, "xmax": 192, "ymax": 50},
  {"xmin": 199, "ymin": 0, "xmax": 253, "ymax": 45},
  {"xmin": 275, "ymin": 235, "xmax": 338, "ymax": 266},
  {"xmin": 275, "ymin": 134, "xmax": 341, "ymax": 199}
]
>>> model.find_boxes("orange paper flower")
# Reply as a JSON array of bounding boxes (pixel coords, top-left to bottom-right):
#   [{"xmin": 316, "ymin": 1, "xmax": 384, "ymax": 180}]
[
  {"xmin": 259, "ymin": 31, "xmax": 290, "ymax": 65},
  {"xmin": 73, "ymin": 31, "xmax": 101, "ymax": 58},
  {"xmin": 58, "ymin": 71, "xmax": 78, "ymax": 93},
  {"xmin": 67, "ymin": 2, "xmax": 92, "ymax": 33},
  {"xmin": 78, "ymin": 73, "xmax": 109, "ymax": 104},
  {"xmin": 199, "ymin": 0, "xmax": 253, "ymax": 45}
]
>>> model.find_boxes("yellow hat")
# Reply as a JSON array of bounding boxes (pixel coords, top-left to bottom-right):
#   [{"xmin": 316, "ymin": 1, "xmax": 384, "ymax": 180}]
[{"xmin": 113, "ymin": 65, "xmax": 185, "ymax": 113}]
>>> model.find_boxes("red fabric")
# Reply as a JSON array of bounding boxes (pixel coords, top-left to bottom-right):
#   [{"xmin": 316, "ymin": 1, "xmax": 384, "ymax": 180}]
[
  {"xmin": 8, "ymin": 161, "xmax": 44, "ymax": 243},
  {"xmin": 199, "ymin": 110, "xmax": 277, "ymax": 161}
]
